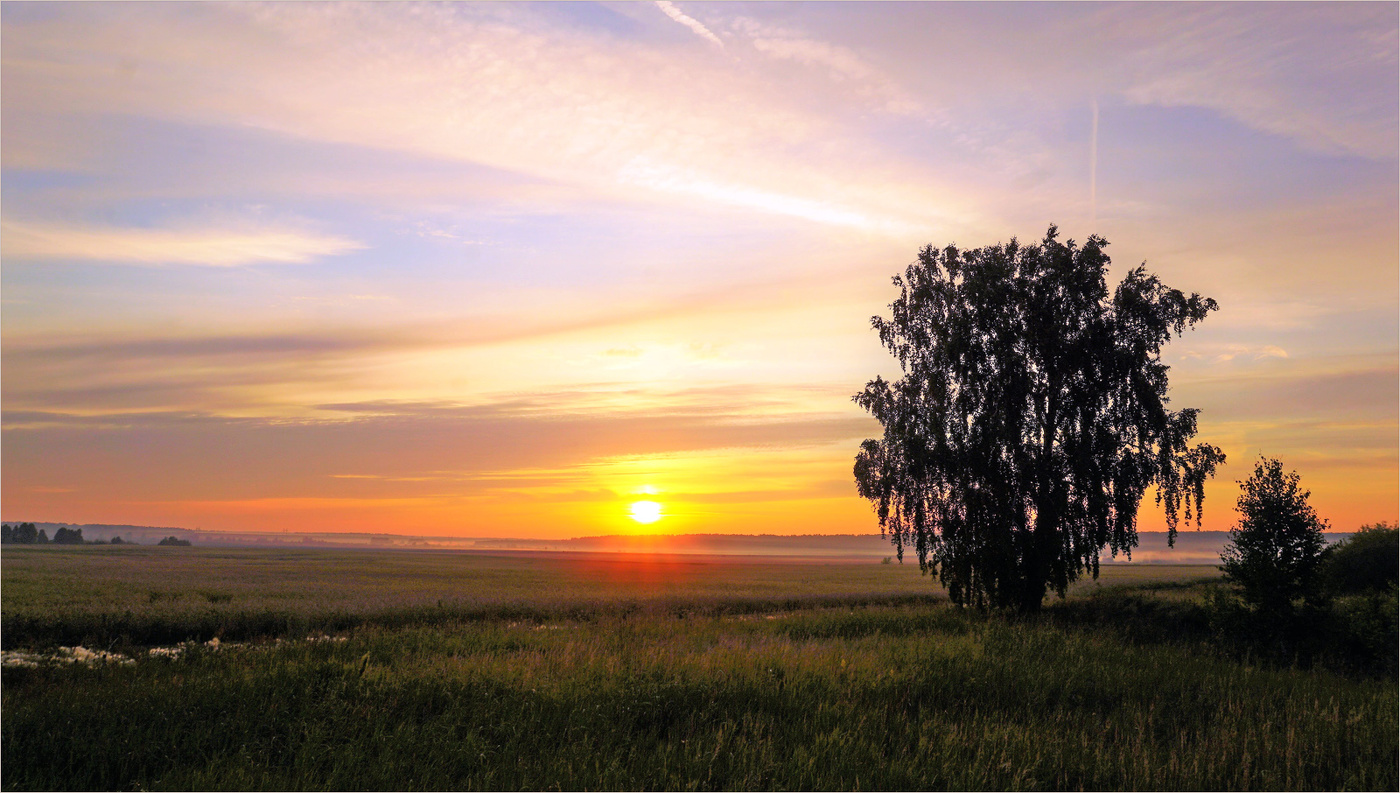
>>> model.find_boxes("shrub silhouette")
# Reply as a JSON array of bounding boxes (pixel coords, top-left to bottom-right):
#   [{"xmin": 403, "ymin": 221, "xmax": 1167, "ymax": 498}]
[
  {"xmin": 1321, "ymin": 522, "xmax": 1398, "ymax": 595},
  {"xmin": 1221, "ymin": 457, "xmax": 1327, "ymax": 613}
]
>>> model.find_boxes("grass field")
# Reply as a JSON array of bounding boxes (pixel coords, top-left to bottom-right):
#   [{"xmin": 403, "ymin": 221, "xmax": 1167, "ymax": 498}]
[{"xmin": 2, "ymin": 547, "xmax": 1395, "ymax": 790}]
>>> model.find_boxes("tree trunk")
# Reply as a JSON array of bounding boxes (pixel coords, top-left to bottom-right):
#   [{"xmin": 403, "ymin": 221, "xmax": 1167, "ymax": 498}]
[
  {"xmin": 1021, "ymin": 375, "xmax": 1060, "ymax": 613},
  {"xmin": 1020, "ymin": 516, "xmax": 1052, "ymax": 613}
]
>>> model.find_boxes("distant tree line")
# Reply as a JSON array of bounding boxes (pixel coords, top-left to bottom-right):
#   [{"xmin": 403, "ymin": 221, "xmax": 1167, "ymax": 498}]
[
  {"xmin": 0, "ymin": 524, "xmax": 190, "ymax": 546},
  {"xmin": 2, "ymin": 523, "xmax": 52, "ymax": 544}
]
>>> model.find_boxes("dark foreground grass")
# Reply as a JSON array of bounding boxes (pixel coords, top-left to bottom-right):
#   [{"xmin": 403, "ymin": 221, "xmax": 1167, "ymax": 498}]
[
  {"xmin": 2, "ymin": 548, "xmax": 1395, "ymax": 791},
  {"xmin": 4, "ymin": 606, "xmax": 1396, "ymax": 791}
]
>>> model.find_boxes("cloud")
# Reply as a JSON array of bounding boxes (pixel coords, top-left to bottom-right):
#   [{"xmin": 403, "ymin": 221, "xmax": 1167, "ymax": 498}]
[
  {"xmin": 731, "ymin": 17, "xmax": 922, "ymax": 117},
  {"xmin": 615, "ymin": 158, "xmax": 903, "ymax": 231},
  {"xmin": 654, "ymin": 2, "xmax": 724, "ymax": 48},
  {"xmin": 1100, "ymin": 3, "xmax": 1398, "ymax": 158},
  {"xmin": 1207, "ymin": 344, "xmax": 1289, "ymax": 364},
  {"xmin": 1178, "ymin": 359, "xmax": 1399, "ymax": 423},
  {"xmin": 1, "ymin": 219, "xmax": 364, "ymax": 266},
  {"xmin": 0, "ymin": 396, "xmax": 875, "ymax": 505},
  {"xmin": 749, "ymin": 35, "xmax": 873, "ymax": 81},
  {"xmin": 0, "ymin": 3, "xmax": 957, "ymax": 234},
  {"xmin": 0, "ymin": 261, "xmax": 889, "ymax": 418}
]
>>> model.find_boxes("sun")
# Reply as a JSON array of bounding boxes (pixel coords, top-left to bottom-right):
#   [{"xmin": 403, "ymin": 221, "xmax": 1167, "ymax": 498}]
[{"xmin": 629, "ymin": 500, "xmax": 663, "ymax": 524}]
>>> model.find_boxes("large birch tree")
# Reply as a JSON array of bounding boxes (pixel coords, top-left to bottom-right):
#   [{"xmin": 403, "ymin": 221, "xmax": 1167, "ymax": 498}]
[{"xmin": 854, "ymin": 226, "xmax": 1225, "ymax": 611}]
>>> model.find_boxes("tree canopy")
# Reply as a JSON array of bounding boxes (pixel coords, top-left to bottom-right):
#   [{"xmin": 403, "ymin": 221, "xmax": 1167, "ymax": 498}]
[
  {"xmin": 854, "ymin": 225, "xmax": 1224, "ymax": 611},
  {"xmin": 1222, "ymin": 457, "xmax": 1329, "ymax": 612},
  {"xmin": 2, "ymin": 523, "xmax": 44, "ymax": 544},
  {"xmin": 1321, "ymin": 521, "xmax": 1398, "ymax": 595}
]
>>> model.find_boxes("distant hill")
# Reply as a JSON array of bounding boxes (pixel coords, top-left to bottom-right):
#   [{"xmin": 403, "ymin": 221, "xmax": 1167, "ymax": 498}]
[{"xmin": 0, "ymin": 520, "xmax": 1354, "ymax": 562}]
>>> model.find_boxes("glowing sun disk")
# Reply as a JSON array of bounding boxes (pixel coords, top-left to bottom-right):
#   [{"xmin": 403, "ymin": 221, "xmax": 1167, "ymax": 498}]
[{"xmin": 629, "ymin": 500, "xmax": 663, "ymax": 524}]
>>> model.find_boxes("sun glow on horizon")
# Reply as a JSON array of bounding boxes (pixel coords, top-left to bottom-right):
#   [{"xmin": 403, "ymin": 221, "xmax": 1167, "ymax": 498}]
[{"xmin": 629, "ymin": 500, "xmax": 663, "ymax": 524}]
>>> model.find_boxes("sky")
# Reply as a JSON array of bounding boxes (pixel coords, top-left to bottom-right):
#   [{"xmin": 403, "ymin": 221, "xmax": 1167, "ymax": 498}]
[{"xmin": 2, "ymin": 1, "xmax": 1396, "ymax": 540}]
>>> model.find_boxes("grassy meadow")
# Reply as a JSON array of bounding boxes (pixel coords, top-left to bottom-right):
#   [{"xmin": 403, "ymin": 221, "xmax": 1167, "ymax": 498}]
[{"xmin": 2, "ymin": 546, "xmax": 1395, "ymax": 791}]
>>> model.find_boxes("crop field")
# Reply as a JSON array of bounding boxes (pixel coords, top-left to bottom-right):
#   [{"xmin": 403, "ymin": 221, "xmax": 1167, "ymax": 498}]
[{"xmin": 2, "ymin": 547, "xmax": 1395, "ymax": 791}]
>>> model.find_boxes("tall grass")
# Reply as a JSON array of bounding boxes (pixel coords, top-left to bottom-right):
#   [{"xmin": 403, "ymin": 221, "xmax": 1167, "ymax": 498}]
[
  {"xmin": 4, "ymin": 606, "xmax": 1395, "ymax": 791},
  {"xmin": 2, "ymin": 547, "xmax": 1393, "ymax": 791},
  {"xmin": 0, "ymin": 547, "xmax": 1214, "ymax": 649}
]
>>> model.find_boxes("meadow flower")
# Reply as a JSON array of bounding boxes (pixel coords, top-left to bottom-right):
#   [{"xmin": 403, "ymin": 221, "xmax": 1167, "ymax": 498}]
[
  {"xmin": 53, "ymin": 646, "xmax": 134, "ymax": 666},
  {"xmin": 1, "ymin": 650, "xmax": 43, "ymax": 668}
]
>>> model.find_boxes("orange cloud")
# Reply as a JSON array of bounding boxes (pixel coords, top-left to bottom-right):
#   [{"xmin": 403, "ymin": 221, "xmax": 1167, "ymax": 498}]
[{"xmin": 1, "ymin": 219, "xmax": 364, "ymax": 266}]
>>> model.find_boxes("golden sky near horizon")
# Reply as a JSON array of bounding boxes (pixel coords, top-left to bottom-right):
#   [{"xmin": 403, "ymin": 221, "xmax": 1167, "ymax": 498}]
[{"xmin": 2, "ymin": 2, "xmax": 1396, "ymax": 539}]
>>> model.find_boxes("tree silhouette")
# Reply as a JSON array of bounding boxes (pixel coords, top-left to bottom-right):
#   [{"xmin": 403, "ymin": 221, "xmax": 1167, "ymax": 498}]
[
  {"xmin": 1222, "ymin": 457, "xmax": 1329, "ymax": 612},
  {"xmin": 1320, "ymin": 521, "xmax": 1398, "ymax": 595},
  {"xmin": 854, "ymin": 225, "xmax": 1224, "ymax": 611},
  {"xmin": 3, "ymin": 523, "xmax": 40, "ymax": 544}
]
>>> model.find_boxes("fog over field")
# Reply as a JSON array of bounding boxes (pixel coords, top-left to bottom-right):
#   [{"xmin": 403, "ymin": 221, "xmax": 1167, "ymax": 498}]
[{"xmin": 0, "ymin": 520, "xmax": 1356, "ymax": 564}]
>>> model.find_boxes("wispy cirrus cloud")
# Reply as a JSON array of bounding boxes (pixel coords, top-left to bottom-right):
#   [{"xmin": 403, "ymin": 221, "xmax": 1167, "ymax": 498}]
[
  {"xmin": 1101, "ymin": 3, "xmax": 1398, "ymax": 159},
  {"xmin": 654, "ymin": 2, "xmax": 724, "ymax": 48},
  {"xmin": 1, "ymin": 219, "xmax": 364, "ymax": 266},
  {"xmin": 1187, "ymin": 344, "xmax": 1290, "ymax": 364},
  {"xmin": 0, "ymin": 3, "xmax": 962, "ymax": 236},
  {"xmin": 730, "ymin": 16, "xmax": 923, "ymax": 117}
]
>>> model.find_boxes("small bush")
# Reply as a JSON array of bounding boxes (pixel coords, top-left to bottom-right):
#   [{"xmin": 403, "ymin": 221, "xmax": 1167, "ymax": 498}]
[
  {"xmin": 1220, "ymin": 457, "xmax": 1328, "ymax": 613},
  {"xmin": 1321, "ymin": 522, "xmax": 1398, "ymax": 595}
]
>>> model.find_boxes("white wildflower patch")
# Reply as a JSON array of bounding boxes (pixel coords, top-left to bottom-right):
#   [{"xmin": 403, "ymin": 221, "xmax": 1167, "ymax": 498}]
[
  {"xmin": 506, "ymin": 622, "xmax": 574, "ymax": 631},
  {"xmin": 1, "ymin": 650, "xmax": 44, "ymax": 668},
  {"xmin": 10, "ymin": 635, "xmax": 307, "ymax": 669},
  {"xmin": 59, "ymin": 646, "xmax": 136, "ymax": 666},
  {"xmin": 145, "ymin": 638, "xmax": 239, "ymax": 660},
  {"xmin": 1, "ymin": 647, "xmax": 135, "ymax": 667},
  {"xmin": 723, "ymin": 613, "xmax": 790, "ymax": 622},
  {"xmin": 306, "ymin": 634, "xmax": 348, "ymax": 643}
]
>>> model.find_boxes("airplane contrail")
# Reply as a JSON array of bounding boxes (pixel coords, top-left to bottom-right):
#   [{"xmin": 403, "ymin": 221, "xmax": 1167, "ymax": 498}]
[
  {"xmin": 656, "ymin": 1, "xmax": 724, "ymax": 48},
  {"xmin": 1090, "ymin": 98, "xmax": 1099, "ymax": 228}
]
